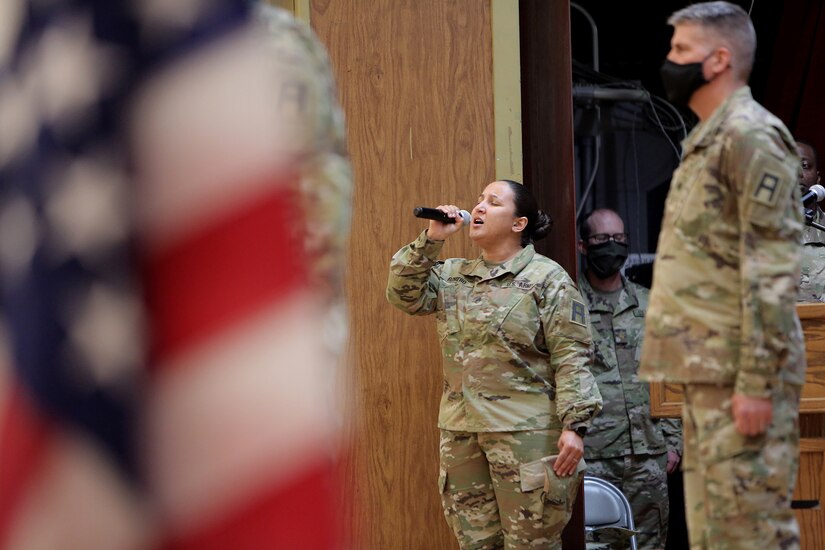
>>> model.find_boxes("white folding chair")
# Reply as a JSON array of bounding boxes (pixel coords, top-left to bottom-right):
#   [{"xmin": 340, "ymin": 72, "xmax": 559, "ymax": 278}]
[{"xmin": 583, "ymin": 475, "xmax": 638, "ymax": 550}]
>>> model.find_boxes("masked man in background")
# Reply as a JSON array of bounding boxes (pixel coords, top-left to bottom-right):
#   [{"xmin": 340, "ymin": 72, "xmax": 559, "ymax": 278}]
[{"xmin": 578, "ymin": 209, "xmax": 681, "ymax": 550}]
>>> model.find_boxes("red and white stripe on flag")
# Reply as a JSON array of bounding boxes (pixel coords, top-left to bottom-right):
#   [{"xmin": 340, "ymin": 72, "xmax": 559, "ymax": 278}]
[
  {"xmin": 133, "ymin": 23, "xmax": 343, "ymax": 550},
  {"xmin": 0, "ymin": 15, "xmax": 344, "ymax": 550}
]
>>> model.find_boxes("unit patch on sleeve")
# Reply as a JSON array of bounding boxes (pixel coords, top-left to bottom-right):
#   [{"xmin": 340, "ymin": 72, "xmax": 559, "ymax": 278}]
[
  {"xmin": 751, "ymin": 171, "xmax": 781, "ymax": 207},
  {"xmin": 570, "ymin": 300, "xmax": 588, "ymax": 327}
]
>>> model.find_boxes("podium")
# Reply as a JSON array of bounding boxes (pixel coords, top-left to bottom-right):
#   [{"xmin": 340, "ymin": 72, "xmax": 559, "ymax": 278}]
[{"xmin": 650, "ymin": 303, "xmax": 825, "ymax": 549}]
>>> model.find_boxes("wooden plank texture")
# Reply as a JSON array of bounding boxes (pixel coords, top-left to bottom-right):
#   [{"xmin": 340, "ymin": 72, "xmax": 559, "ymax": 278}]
[
  {"xmin": 311, "ymin": 1, "xmax": 494, "ymax": 548},
  {"xmin": 795, "ymin": 439, "xmax": 825, "ymax": 550}
]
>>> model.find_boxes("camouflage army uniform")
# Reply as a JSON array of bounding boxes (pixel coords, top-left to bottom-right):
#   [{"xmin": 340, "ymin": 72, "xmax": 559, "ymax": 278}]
[
  {"xmin": 258, "ymin": 7, "xmax": 352, "ymax": 415},
  {"xmin": 798, "ymin": 244, "xmax": 825, "ymax": 303},
  {"xmin": 387, "ymin": 233, "xmax": 603, "ymax": 549},
  {"xmin": 799, "ymin": 208, "xmax": 825, "ymax": 302},
  {"xmin": 259, "ymin": 5, "xmax": 352, "ymax": 304},
  {"xmin": 578, "ymin": 275, "xmax": 681, "ymax": 549},
  {"xmin": 639, "ymin": 87, "xmax": 804, "ymax": 550},
  {"xmin": 802, "ymin": 206, "xmax": 825, "ymax": 246}
]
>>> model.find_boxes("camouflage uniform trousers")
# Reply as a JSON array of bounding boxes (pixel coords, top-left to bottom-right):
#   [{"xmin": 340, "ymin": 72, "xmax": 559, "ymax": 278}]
[
  {"xmin": 439, "ymin": 429, "xmax": 582, "ymax": 549},
  {"xmin": 585, "ymin": 453, "xmax": 669, "ymax": 549},
  {"xmin": 682, "ymin": 383, "xmax": 801, "ymax": 550}
]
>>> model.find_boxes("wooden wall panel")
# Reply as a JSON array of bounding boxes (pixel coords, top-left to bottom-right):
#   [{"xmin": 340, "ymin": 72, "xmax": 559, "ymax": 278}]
[
  {"xmin": 311, "ymin": 1, "xmax": 494, "ymax": 548},
  {"xmin": 794, "ymin": 439, "xmax": 825, "ymax": 550}
]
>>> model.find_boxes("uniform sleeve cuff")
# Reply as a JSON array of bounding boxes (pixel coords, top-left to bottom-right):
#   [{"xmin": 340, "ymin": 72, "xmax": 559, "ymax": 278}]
[
  {"xmin": 565, "ymin": 421, "xmax": 590, "ymax": 436},
  {"xmin": 414, "ymin": 230, "xmax": 445, "ymax": 258},
  {"xmin": 734, "ymin": 371, "xmax": 775, "ymax": 398},
  {"xmin": 667, "ymin": 442, "xmax": 682, "ymax": 456}
]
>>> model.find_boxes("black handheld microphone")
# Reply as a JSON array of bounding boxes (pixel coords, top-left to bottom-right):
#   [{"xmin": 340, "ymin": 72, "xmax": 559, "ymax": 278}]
[
  {"xmin": 802, "ymin": 184, "xmax": 825, "ymax": 207},
  {"xmin": 413, "ymin": 207, "xmax": 471, "ymax": 225}
]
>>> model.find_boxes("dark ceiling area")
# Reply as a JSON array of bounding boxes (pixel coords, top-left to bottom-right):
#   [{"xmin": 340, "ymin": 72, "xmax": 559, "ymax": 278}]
[
  {"xmin": 566, "ymin": 0, "xmax": 802, "ymax": 260},
  {"xmin": 569, "ymin": 1, "xmax": 785, "ymax": 107}
]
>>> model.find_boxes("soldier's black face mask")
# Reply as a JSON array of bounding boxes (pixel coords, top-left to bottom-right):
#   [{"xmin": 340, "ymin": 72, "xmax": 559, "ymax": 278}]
[
  {"xmin": 586, "ymin": 241, "xmax": 629, "ymax": 279},
  {"xmin": 660, "ymin": 55, "xmax": 711, "ymax": 106}
]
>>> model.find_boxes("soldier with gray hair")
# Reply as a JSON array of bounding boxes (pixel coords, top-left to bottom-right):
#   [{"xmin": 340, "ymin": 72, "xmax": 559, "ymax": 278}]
[
  {"xmin": 577, "ymin": 208, "xmax": 681, "ymax": 549},
  {"xmin": 387, "ymin": 180, "xmax": 602, "ymax": 548},
  {"xmin": 641, "ymin": 2, "xmax": 804, "ymax": 549}
]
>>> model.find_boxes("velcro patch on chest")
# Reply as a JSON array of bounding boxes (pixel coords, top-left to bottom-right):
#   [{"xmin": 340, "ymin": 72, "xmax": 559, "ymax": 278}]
[{"xmin": 750, "ymin": 171, "xmax": 782, "ymax": 207}]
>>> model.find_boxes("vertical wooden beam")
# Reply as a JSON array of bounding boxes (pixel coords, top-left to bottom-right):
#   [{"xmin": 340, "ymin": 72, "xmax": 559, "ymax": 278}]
[
  {"xmin": 519, "ymin": 2, "xmax": 584, "ymax": 548},
  {"xmin": 265, "ymin": 0, "xmax": 310, "ymax": 24},
  {"xmin": 292, "ymin": 0, "xmax": 310, "ymax": 23},
  {"xmin": 492, "ymin": 1, "xmax": 523, "ymax": 182},
  {"xmin": 519, "ymin": 0, "xmax": 578, "ymax": 277}
]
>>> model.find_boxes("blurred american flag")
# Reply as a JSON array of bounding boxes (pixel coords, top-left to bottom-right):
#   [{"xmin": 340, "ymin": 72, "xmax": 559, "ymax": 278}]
[{"xmin": 0, "ymin": 1, "xmax": 347, "ymax": 548}]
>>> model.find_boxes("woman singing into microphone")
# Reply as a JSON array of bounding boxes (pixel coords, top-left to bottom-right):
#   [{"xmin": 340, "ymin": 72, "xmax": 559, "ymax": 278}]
[{"xmin": 387, "ymin": 180, "xmax": 602, "ymax": 549}]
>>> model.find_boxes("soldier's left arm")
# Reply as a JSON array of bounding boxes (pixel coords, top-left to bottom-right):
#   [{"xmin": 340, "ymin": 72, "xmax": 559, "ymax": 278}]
[
  {"xmin": 540, "ymin": 279, "xmax": 603, "ymax": 430},
  {"xmin": 728, "ymin": 126, "xmax": 802, "ymax": 397},
  {"xmin": 262, "ymin": 7, "xmax": 353, "ymax": 298},
  {"xmin": 657, "ymin": 417, "xmax": 682, "ymax": 455}
]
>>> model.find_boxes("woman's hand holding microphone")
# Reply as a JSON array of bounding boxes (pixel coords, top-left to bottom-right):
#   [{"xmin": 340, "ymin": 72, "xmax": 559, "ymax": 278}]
[{"xmin": 427, "ymin": 204, "xmax": 468, "ymax": 241}]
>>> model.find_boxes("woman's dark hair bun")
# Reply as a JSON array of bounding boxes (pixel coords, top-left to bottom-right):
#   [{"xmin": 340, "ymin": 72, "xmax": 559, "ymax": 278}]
[{"xmin": 530, "ymin": 210, "xmax": 554, "ymax": 243}]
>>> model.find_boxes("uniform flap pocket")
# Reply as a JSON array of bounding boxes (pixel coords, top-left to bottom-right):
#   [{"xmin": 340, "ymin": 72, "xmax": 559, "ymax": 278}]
[
  {"xmin": 698, "ymin": 422, "xmax": 763, "ymax": 463},
  {"xmin": 520, "ymin": 458, "xmax": 547, "ymax": 492},
  {"xmin": 520, "ymin": 455, "xmax": 587, "ymax": 493},
  {"xmin": 574, "ymin": 457, "xmax": 587, "ymax": 475},
  {"xmin": 438, "ymin": 469, "xmax": 448, "ymax": 494}
]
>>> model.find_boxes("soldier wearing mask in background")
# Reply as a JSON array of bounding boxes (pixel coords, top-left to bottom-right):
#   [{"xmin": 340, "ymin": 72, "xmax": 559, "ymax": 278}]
[{"xmin": 577, "ymin": 209, "xmax": 682, "ymax": 549}]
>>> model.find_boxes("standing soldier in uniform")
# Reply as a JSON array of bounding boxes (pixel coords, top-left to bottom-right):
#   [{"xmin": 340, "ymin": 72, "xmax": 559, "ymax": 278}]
[
  {"xmin": 577, "ymin": 208, "xmax": 681, "ymax": 549},
  {"xmin": 258, "ymin": 4, "xmax": 352, "ymax": 304},
  {"xmin": 797, "ymin": 140, "xmax": 825, "ymax": 302},
  {"xmin": 640, "ymin": 2, "xmax": 805, "ymax": 549},
  {"xmin": 798, "ymin": 140, "xmax": 824, "ymax": 245},
  {"xmin": 257, "ymin": 4, "xmax": 353, "ymax": 422},
  {"xmin": 387, "ymin": 180, "xmax": 602, "ymax": 549}
]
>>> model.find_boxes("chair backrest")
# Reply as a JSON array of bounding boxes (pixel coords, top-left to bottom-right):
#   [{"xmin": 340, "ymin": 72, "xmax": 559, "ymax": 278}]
[{"xmin": 583, "ymin": 475, "xmax": 638, "ymax": 550}]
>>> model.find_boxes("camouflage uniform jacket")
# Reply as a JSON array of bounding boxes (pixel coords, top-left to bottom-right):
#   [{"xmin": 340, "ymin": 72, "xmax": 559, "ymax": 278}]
[
  {"xmin": 800, "ymin": 208, "xmax": 825, "ymax": 302},
  {"xmin": 578, "ymin": 275, "xmax": 681, "ymax": 459},
  {"xmin": 260, "ymin": 6, "xmax": 353, "ymax": 355},
  {"xmin": 387, "ymin": 232, "xmax": 603, "ymax": 432},
  {"xmin": 639, "ymin": 87, "xmax": 806, "ymax": 397},
  {"xmin": 799, "ymin": 244, "xmax": 825, "ymax": 303},
  {"xmin": 803, "ymin": 207, "xmax": 825, "ymax": 245},
  {"xmin": 261, "ymin": 6, "xmax": 353, "ymax": 301}
]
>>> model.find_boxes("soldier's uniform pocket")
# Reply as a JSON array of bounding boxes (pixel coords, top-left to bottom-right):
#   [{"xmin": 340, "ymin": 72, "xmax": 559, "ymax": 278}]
[
  {"xmin": 520, "ymin": 455, "xmax": 586, "ymax": 507},
  {"xmin": 438, "ymin": 468, "xmax": 448, "ymax": 493},
  {"xmin": 703, "ymin": 451, "xmax": 741, "ymax": 519},
  {"xmin": 494, "ymin": 293, "xmax": 540, "ymax": 350},
  {"xmin": 702, "ymin": 433, "xmax": 789, "ymax": 519},
  {"xmin": 436, "ymin": 283, "xmax": 461, "ymax": 343}
]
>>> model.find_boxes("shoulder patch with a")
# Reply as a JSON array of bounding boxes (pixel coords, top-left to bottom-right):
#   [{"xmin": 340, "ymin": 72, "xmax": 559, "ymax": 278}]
[
  {"xmin": 750, "ymin": 171, "xmax": 782, "ymax": 207},
  {"xmin": 552, "ymin": 285, "xmax": 592, "ymax": 344},
  {"xmin": 744, "ymin": 144, "xmax": 798, "ymax": 228},
  {"xmin": 570, "ymin": 299, "xmax": 588, "ymax": 327}
]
